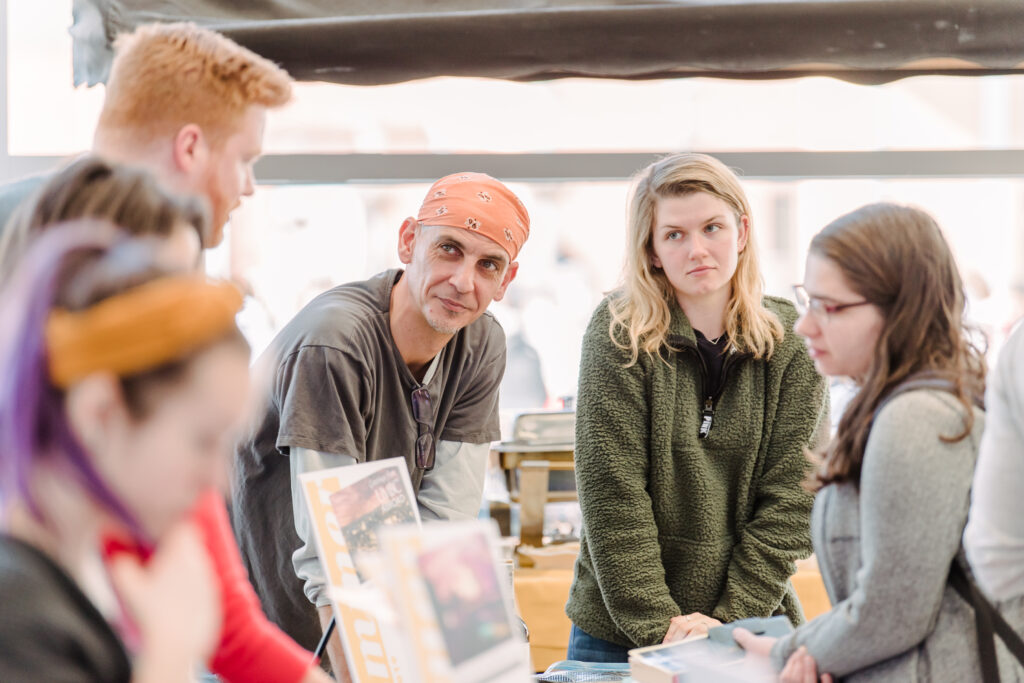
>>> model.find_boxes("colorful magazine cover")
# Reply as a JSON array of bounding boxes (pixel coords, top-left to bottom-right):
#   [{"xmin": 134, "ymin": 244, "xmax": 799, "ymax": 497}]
[
  {"xmin": 378, "ymin": 520, "xmax": 531, "ymax": 683},
  {"xmin": 331, "ymin": 465, "xmax": 418, "ymax": 580},
  {"xmin": 298, "ymin": 458, "xmax": 421, "ymax": 683},
  {"xmin": 370, "ymin": 529, "xmax": 453, "ymax": 683}
]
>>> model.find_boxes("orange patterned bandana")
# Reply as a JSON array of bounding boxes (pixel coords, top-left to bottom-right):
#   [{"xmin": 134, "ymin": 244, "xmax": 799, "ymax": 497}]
[
  {"xmin": 46, "ymin": 275, "xmax": 243, "ymax": 388},
  {"xmin": 416, "ymin": 172, "xmax": 530, "ymax": 261}
]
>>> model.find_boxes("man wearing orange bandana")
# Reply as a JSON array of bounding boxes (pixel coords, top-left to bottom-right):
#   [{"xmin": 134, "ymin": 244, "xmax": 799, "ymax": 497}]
[{"xmin": 232, "ymin": 172, "xmax": 530, "ymax": 677}]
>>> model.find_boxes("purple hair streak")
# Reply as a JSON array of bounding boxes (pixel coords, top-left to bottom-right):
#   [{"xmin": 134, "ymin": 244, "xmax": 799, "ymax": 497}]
[{"xmin": 0, "ymin": 221, "xmax": 144, "ymax": 539}]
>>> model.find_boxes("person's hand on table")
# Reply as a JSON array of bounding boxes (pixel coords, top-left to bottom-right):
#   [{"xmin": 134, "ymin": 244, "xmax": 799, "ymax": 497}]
[
  {"xmin": 733, "ymin": 629, "xmax": 833, "ymax": 683},
  {"xmin": 662, "ymin": 612, "xmax": 722, "ymax": 643}
]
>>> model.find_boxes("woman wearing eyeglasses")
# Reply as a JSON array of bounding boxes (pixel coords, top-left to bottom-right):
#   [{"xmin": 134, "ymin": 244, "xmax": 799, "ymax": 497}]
[
  {"xmin": 565, "ymin": 153, "xmax": 828, "ymax": 662},
  {"xmin": 733, "ymin": 203, "xmax": 1020, "ymax": 682}
]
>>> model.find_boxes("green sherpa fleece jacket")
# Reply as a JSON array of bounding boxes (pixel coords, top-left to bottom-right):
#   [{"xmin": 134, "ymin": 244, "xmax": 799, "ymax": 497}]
[{"xmin": 566, "ymin": 295, "xmax": 828, "ymax": 649}]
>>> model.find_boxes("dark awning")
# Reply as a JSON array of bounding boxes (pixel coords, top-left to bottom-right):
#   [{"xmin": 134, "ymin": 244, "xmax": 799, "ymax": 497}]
[{"xmin": 72, "ymin": 0, "xmax": 1024, "ymax": 87}]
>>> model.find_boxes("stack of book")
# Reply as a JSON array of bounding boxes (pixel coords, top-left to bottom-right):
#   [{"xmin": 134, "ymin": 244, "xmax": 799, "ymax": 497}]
[{"xmin": 628, "ymin": 616, "xmax": 791, "ymax": 683}]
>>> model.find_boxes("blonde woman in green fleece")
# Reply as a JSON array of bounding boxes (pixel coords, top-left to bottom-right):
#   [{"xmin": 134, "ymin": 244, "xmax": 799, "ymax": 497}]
[{"xmin": 565, "ymin": 153, "xmax": 828, "ymax": 663}]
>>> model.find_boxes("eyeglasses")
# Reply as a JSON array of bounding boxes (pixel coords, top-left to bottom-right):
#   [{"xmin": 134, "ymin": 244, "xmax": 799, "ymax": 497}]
[
  {"xmin": 411, "ymin": 386, "xmax": 436, "ymax": 470},
  {"xmin": 793, "ymin": 284, "xmax": 872, "ymax": 321}
]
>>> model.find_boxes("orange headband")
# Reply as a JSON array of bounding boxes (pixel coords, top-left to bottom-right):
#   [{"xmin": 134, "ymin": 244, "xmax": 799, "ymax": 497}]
[
  {"xmin": 46, "ymin": 275, "xmax": 244, "ymax": 388},
  {"xmin": 416, "ymin": 172, "xmax": 530, "ymax": 261}
]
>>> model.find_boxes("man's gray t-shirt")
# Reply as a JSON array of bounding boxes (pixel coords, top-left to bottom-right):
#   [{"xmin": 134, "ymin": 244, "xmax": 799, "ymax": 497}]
[{"xmin": 231, "ymin": 268, "xmax": 506, "ymax": 652}]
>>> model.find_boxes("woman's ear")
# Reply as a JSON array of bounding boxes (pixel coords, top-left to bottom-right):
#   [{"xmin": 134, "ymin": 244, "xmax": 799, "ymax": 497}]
[
  {"xmin": 737, "ymin": 214, "xmax": 750, "ymax": 253},
  {"xmin": 64, "ymin": 373, "xmax": 128, "ymax": 459}
]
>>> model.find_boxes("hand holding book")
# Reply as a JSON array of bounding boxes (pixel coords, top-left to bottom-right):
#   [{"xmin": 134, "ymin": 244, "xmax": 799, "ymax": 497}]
[
  {"xmin": 730, "ymin": 627, "xmax": 773, "ymax": 656},
  {"xmin": 777, "ymin": 647, "xmax": 831, "ymax": 683},
  {"xmin": 732, "ymin": 620, "xmax": 833, "ymax": 683},
  {"xmin": 631, "ymin": 616, "xmax": 794, "ymax": 682}
]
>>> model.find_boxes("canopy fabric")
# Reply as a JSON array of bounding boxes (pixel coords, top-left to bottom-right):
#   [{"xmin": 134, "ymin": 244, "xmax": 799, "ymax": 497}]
[{"xmin": 72, "ymin": 0, "xmax": 1024, "ymax": 87}]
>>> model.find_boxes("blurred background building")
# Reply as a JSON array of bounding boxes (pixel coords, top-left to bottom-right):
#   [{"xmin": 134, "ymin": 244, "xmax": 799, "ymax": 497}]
[{"xmin": 6, "ymin": 0, "xmax": 1024, "ymax": 436}]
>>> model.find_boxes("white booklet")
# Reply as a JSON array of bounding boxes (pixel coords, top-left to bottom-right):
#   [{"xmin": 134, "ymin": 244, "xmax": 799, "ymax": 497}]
[
  {"xmin": 629, "ymin": 628, "xmax": 780, "ymax": 683},
  {"xmin": 298, "ymin": 457, "xmax": 421, "ymax": 683}
]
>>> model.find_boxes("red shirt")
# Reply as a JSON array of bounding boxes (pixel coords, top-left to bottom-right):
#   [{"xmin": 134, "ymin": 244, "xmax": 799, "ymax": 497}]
[{"xmin": 104, "ymin": 491, "xmax": 314, "ymax": 683}]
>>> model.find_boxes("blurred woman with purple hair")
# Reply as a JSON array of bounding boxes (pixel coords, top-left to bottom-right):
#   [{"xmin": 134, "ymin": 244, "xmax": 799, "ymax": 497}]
[
  {"xmin": 0, "ymin": 155, "xmax": 332, "ymax": 683},
  {"xmin": 0, "ymin": 222, "xmax": 251, "ymax": 680}
]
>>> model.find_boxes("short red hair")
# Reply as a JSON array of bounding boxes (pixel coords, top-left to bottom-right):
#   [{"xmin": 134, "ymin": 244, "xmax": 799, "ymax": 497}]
[{"xmin": 96, "ymin": 22, "xmax": 292, "ymax": 145}]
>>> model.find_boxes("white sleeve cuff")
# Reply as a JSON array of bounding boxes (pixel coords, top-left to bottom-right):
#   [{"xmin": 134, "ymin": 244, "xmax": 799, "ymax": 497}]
[{"xmin": 417, "ymin": 440, "xmax": 490, "ymax": 522}]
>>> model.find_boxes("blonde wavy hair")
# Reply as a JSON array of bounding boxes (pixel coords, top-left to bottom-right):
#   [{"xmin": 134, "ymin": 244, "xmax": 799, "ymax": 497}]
[{"xmin": 609, "ymin": 153, "xmax": 783, "ymax": 364}]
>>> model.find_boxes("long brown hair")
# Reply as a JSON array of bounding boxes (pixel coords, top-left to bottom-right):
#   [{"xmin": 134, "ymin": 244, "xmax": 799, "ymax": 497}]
[
  {"xmin": 609, "ymin": 153, "xmax": 783, "ymax": 364},
  {"xmin": 812, "ymin": 203, "xmax": 986, "ymax": 488}
]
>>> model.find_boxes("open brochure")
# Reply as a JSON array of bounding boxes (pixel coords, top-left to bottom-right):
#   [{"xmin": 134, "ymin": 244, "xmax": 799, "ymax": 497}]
[{"xmin": 298, "ymin": 457, "xmax": 421, "ymax": 683}]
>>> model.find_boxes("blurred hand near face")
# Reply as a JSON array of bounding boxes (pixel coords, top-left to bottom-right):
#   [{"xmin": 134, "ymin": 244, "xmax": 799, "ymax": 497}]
[{"xmin": 109, "ymin": 521, "xmax": 222, "ymax": 669}]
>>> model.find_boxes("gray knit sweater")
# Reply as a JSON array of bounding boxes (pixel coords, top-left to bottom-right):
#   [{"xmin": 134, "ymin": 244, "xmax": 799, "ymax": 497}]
[{"xmin": 772, "ymin": 390, "xmax": 1024, "ymax": 681}]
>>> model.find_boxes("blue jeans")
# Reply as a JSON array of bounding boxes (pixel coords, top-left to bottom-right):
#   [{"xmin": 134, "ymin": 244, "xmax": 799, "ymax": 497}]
[{"xmin": 566, "ymin": 624, "xmax": 631, "ymax": 663}]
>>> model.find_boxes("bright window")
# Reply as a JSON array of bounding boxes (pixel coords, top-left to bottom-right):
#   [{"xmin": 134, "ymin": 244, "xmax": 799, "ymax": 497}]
[
  {"xmin": 9, "ymin": 1, "xmax": 1024, "ymax": 430},
  {"xmin": 10, "ymin": 0, "xmax": 1024, "ymax": 155}
]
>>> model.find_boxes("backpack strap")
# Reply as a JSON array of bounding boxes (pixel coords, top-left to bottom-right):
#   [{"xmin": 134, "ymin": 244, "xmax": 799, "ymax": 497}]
[
  {"xmin": 872, "ymin": 376, "xmax": 1020, "ymax": 680},
  {"xmin": 949, "ymin": 558, "xmax": 1024, "ymax": 682}
]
